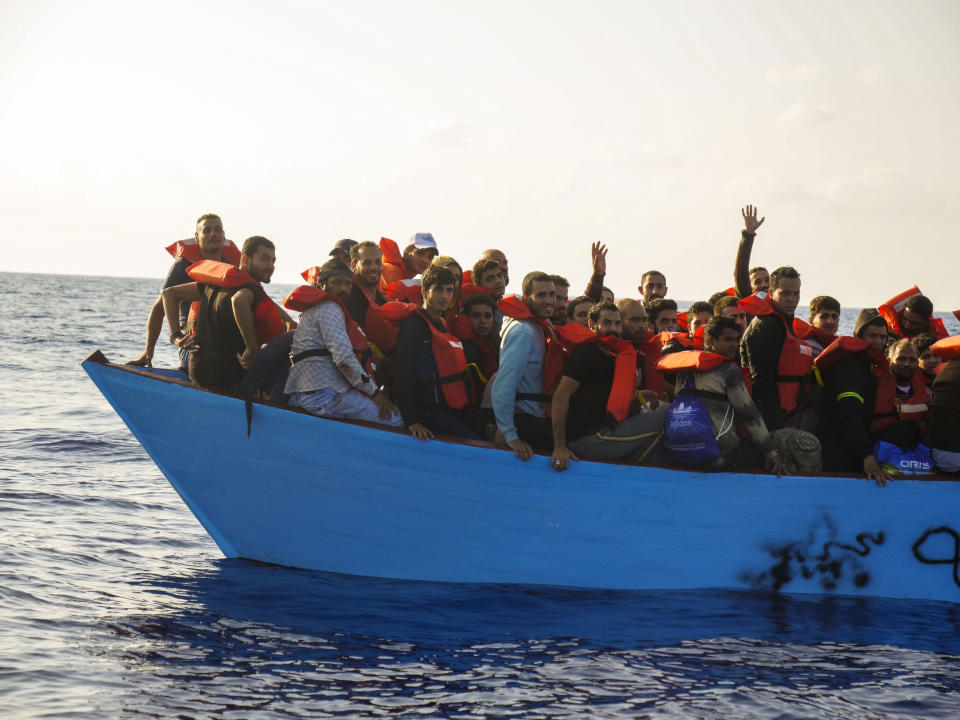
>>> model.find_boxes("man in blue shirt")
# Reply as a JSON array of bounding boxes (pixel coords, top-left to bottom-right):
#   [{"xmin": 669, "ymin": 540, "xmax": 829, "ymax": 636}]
[{"xmin": 491, "ymin": 272, "xmax": 557, "ymax": 461}]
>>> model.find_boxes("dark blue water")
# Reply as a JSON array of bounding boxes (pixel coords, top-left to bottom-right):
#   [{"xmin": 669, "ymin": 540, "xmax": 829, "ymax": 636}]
[{"xmin": 2, "ymin": 271, "xmax": 959, "ymax": 718}]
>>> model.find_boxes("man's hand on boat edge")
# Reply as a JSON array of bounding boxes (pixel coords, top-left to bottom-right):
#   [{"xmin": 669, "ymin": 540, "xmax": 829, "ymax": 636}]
[
  {"xmin": 764, "ymin": 449, "xmax": 786, "ymax": 478},
  {"xmin": 550, "ymin": 445, "xmax": 578, "ymax": 472},
  {"xmin": 863, "ymin": 454, "xmax": 894, "ymax": 487},
  {"xmin": 508, "ymin": 439, "xmax": 535, "ymax": 462}
]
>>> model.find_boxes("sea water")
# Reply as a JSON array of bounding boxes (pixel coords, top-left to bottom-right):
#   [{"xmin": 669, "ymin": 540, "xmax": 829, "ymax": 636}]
[{"xmin": 1, "ymin": 271, "xmax": 959, "ymax": 719}]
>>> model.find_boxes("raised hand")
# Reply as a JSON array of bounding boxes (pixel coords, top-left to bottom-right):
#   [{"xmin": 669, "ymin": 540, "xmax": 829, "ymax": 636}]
[
  {"xmin": 591, "ymin": 242, "xmax": 608, "ymax": 276},
  {"xmin": 741, "ymin": 205, "xmax": 765, "ymax": 234}
]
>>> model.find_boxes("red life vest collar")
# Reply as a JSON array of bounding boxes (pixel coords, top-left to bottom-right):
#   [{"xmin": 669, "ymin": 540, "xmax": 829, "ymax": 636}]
[
  {"xmin": 166, "ymin": 238, "xmax": 242, "ymax": 266},
  {"xmin": 188, "ymin": 260, "xmax": 285, "ymax": 345},
  {"xmin": 656, "ymin": 350, "xmax": 730, "ymax": 373}
]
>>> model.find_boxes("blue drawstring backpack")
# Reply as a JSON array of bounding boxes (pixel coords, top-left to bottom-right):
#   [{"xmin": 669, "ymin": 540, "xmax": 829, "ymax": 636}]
[
  {"xmin": 664, "ymin": 375, "xmax": 731, "ymax": 465},
  {"xmin": 875, "ymin": 441, "xmax": 935, "ymax": 476}
]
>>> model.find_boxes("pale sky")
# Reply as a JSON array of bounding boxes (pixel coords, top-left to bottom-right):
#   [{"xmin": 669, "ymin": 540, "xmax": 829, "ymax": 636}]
[{"xmin": 3, "ymin": 0, "xmax": 959, "ymax": 312}]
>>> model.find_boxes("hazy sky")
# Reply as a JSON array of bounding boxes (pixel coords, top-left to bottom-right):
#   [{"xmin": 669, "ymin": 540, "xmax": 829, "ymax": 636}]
[{"xmin": 3, "ymin": 0, "xmax": 959, "ymax": 312}]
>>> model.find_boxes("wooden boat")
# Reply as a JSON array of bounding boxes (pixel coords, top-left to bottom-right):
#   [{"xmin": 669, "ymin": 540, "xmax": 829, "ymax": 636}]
[{"xmin": 82, "ymin": 351, "xmax": 960, "ymax": 604}]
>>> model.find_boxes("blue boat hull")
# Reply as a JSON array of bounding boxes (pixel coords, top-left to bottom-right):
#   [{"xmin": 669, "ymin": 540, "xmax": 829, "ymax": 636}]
[{"xmin": 83, "ymin": 352, "xmax": 960, "ymax": 603}]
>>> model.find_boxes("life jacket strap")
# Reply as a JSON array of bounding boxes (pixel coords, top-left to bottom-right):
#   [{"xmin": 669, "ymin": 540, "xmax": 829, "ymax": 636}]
[
  {"xmin": 516, "ymin": 392, "xmax": 551, "ymax": 402},
  {"xmin": 290, "ymin": 348, "xmax": 332, "ymax": 364}
]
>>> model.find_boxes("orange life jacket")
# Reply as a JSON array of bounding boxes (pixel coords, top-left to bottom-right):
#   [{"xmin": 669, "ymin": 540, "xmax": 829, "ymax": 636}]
[
  {"xmin": 878, "ymin": 286, "xmax": 948, "ymax": 338},
  {"xmin": 633, "ymin": 332, "xmax": 665, "ymax": 396},
  {"xmin": 458, "ymin": 279, "xmax": 493, "ymax": 306},
  {"xmin": 738, "ymin": 291, "xmax": 771, "ymax": 317},
  {"xmin": 412, "ymin": 308, "xmax": 472, "ymax": 410},
  {"xmin": 282, "ymin": 285, "xmax": 377, "ymax": 380},
  {"xmin": 379, "ymin": 237, "xmax": 411, "ymax": 291},
  {"xmin": 166, "ymin": 238, "xmax": 242, "ymax": 266},
  {"xmin": 554, "ymin": 322, "xmax": 638, "ymax": 423},
  {"xmin": 451, "ymin": 313, "xmax": 499, "ymax": 379},
  {"xmin": 168, "ymin": 239, "xmax": 243, "ymax": 331},
  {"xmin": 930, "ymin": 335, "xmax": 960, "ymax": 361},
  {"xmin": 871, "ymin": 371, "xmax": 931, "ymax": 434},
  {"xmin": 751, "ymin": 301, "xmax": 814, "ymax": 415},
  {"xmin": 656, "ymin": 350, "xmax": 730, "ymax": 373},
  {"xmin": 813, "ymin": 336, "xmax": 886, "ymax": 374},
  {"xmin": 499, "ymin": 294, "xmax": 567, "ymax": 398},
  {"xmin": 186, "ymin": 260, "xmax": 285, "ymax": 345},
  {"xmin": 384, "ymin": 278, "xmax": 423, "ymax": 304},
  {"xmin": 676, "ymin": 311, "xmax": 689, "ymax": 332}
]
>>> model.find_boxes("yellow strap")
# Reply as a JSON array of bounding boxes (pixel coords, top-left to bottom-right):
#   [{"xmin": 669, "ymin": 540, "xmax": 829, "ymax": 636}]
[
  {"xmin": 634, "ymin": 389, "xmax": 650, "ymax": 409},
  {"xmin": 812, "ymin": 366, "xmax": 824, "ymax": 387},
  {"xmin": 837, "ymin": 391, "xmax": 864, "ymax": 404},
  {"xmin": 466, "ymin": 362, "xmax": 488, "ymax": 385},
  {"xmin": 368, "ymin": 341, "xmax": 386, "ymax": 361}
]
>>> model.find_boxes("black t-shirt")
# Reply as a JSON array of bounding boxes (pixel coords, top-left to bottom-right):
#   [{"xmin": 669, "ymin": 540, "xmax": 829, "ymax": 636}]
[
  {"xmin": 163, "ymin": 257, "xmax": 194, "ymax": 326},
  {"xmin": 189, "ymin": 282, "xmax": 263, "ymax": 388},
  {"xmin": 564, "ymin": 343, "xmax": 616, "ymax": 440}
]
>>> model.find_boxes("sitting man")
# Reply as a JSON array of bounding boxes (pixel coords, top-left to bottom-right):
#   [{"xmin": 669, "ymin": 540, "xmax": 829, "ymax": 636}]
[
  {"xmin": 550, "ymin": 302, "xmax": 666, "ymax": 470},
  {"xmin": 883, "ymin": 339, "xmax": 930, "ymax": 430},
  {"xmin": 394, "ymin": 264, "xmax": 480, "ymax": 441},
  {"xmin": 379, "ymin": 233, "xmax": 438, "ymax": 290},
  {"xmin": 284, "ymin": 259, "xmax": 403, "ymax": 426},
  {"xmin": 639, "ymin": 270, "xmax": 668, "ymax": 303},
  {"xmin": 739, "ymin": 266, "xmax": 814, "ymax": 432},
  {"xmin": 815, "ymin": 309, "xmax": 923, "ymax": 484},
  {"xmin": 912, "ymin": 332, "xmax": 942, "ymax": 388},
  {"xmin": 646, "ymin": 297, "xmax": 679, "ymax": 334},
  {"xmin": 492, "ymin": 272, "xmax": 560, "ymax": 460},
  {"xmin": 566, "ymin": 295, "xmax": 593, "ymax": 326},
  {"xmin": 128, "ymin": 213, "xmax": 238, "ymax": 370},
  {"xmin": 162, "ymin": 235, "xmax": 290, "ymax": 389},
  {"xmin": 658, "ymin": 316, "xmax": 818, "ymax": 474},
  {"xmin": 346, "ymin": 241, "xmax": 387, "ymax": 326}
]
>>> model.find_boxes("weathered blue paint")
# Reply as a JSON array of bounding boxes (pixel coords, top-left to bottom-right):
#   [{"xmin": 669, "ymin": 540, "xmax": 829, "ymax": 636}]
[{"xmin": 83, "ymin": 353, "xmax": 960, "ymax": 603}]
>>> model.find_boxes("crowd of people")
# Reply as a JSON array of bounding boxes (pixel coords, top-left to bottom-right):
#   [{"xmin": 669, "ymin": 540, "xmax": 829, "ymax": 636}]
[{"xmin": 127, "ymin": 209, "xmax": 960, "ymax": 482}]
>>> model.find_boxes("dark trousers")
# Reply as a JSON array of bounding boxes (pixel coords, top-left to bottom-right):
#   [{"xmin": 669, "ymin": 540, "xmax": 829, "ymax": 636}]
[
  {"xmin": 233, "ymin": 331, "xmax": 295, "ymax": 404},
  {"xmin": 514, "ymin": 413, "xmax": 553, "ymax": 452},
  {"xmin": 422, "ymin": 405, "xmax": 481, "ymax": 441}
]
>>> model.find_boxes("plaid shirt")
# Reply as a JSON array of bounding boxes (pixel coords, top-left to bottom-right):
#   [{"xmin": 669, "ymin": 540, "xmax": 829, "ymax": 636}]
[{"xmin": 284, "ymin": 302, "xmax": 378, "ymax": 397}]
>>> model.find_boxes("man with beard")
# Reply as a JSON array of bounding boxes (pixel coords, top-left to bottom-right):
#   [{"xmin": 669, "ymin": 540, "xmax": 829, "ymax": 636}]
[
  {"xmin": 885, "ymin": 339, "xmax": 930, "ymax": 428},
  {"xmin": 480, "ymin": 248, "xmax": 510, "ymax": 287},
  {"xmin": 284, "ymin": 259, "xmax": 403, "ymax": 426},
  {"xmin": 550, "ymin": 302, "xmax": 666, "ymax": 470},
  {"xmin": 550, "ymin": 275, "xmax": 570, "ymax": 326},
  {"xmin": 639, "ymin": 270, "xmax": 668, "ymax": 303},
  {"xmin": 646, "ymin": 297, "xmax": 679, "ymax": 334},
  {"xmin": 346, "ymin": 241, "xmax": 387, "ymax": 326},
  {"xmin": 163, "ymin": 236, "xmax": 290, "ymax": 389},
  {"xmin": 492, "ymin": 272, "xmax": 558, "ymax": 460},
  {"xmin": 739, "ymin": 266, "xmax": 814, "ymax": 431}
]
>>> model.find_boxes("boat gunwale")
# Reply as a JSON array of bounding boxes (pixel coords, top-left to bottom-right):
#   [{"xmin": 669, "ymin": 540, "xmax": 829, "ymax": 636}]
[{"xmin": 81, "ymin": 349, "xmax": 960, "ymax": 483}]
